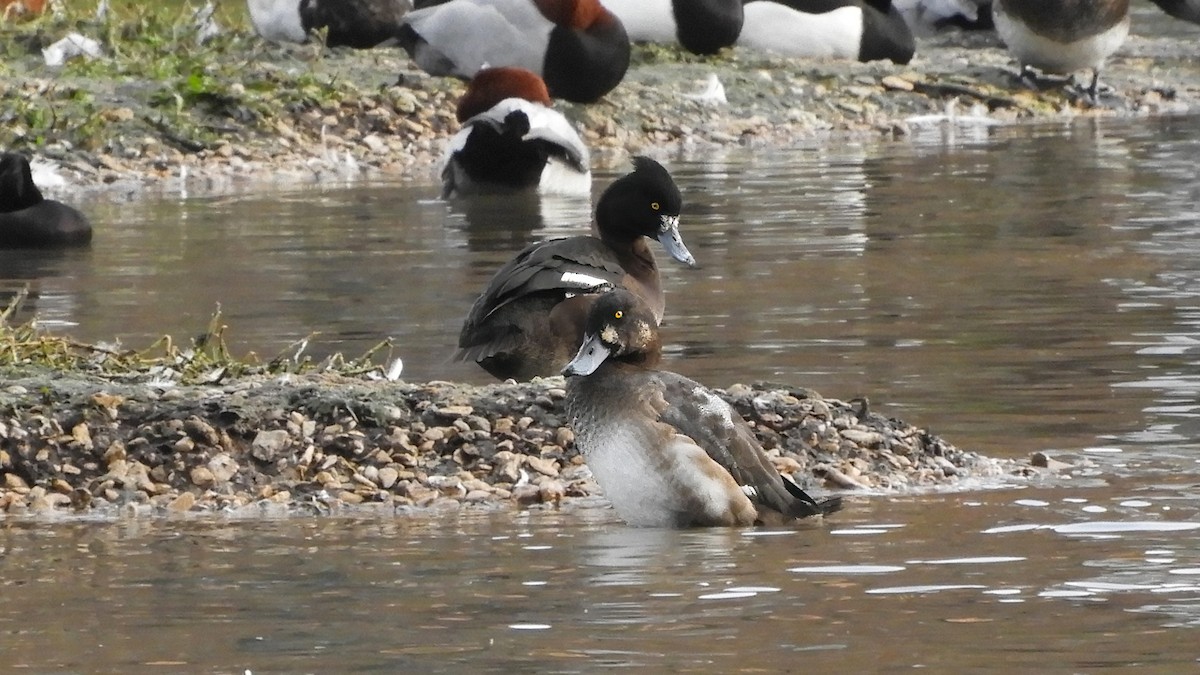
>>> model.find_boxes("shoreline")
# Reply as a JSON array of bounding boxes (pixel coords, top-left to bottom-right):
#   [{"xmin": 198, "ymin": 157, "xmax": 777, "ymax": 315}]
[
  {"xmin": 0, "ymin": 365, "xmax": 1048, "ymax": 519},
  {"xmin": 6, "ymin": 18, "xmax": 1198, "ymax": 199}
]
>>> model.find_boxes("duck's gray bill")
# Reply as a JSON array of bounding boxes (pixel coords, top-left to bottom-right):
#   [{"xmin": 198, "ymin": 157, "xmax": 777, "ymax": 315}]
[
  {"xmin": 657, "ymin": 215, "xmax": 695, "ymax": 267},
  {"xmin": 562, "ymin": 333, "xmax": 611, "ymax": 376}
]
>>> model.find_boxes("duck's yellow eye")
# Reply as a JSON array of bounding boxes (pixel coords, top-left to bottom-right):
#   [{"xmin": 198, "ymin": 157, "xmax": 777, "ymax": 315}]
[
  {"xmin": 614, "ymin": 310, "xmax": 623, "ymax": 319},
  {"xmin": 650, "ymin": 202, "xmax": 660, "ymax": 211}
]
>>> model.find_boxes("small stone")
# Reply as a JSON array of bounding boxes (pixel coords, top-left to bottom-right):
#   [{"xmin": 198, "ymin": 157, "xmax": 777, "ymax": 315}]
[
  {"xmin": 337, "ymin": 491, "xmax": 365, "ymax": 504},
  {"xmin": 378, "ymin": 467, "xmax": 400, "ymax": 489},
  {"xmin": 190, "ymin": 466, "xmax": 215, "ymax": 487},
  {"xmin": 167, "ymin": 492, "xmax": 196, "ymax": 512},
  {"xmin": 526, "ymin": 456, "xmax": 559, "ymax": 477},
  {"xmin": 538, "ymin": 480, "xmax": 566, "ymax": 504},
  {"xmin": 252, "ymin": 429, "xmax": 291, "ymax": 462},
  {"xmin": 207, "ymin": 454, "xmax": 238, "ymax": 482}
]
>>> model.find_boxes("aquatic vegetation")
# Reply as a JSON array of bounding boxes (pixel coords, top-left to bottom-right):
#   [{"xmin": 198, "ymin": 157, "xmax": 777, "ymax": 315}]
[{"xmin": 0, "ymin": 289, "xmax": 400, "ymax": 383}]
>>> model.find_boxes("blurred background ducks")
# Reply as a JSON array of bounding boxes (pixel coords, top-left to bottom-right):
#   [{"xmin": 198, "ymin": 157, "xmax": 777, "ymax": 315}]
[
  {"xmin": 739, "ymin": 0, "xmax": 915, "ymax": 64},
  {"xmin": 248, "ymin": 0, "xmax": 413, "ymax": 48},
  {"xmin": 1, "ymin": 0, "xmax": 46, "ymax": 21},
  {"xmin": 441, "ymin": 67, "xmax": 590, "ymax": 199},
  {"xmin": 599, "ymin": 0, "xmax": 744, "ymax": 54},
  {"xmin": 396, "ymin": 0, "xmax": 630, "ymax": 103},
  {"xmin": 992, "ymin": 0, "xmax": 1130, "ymax": 103}
]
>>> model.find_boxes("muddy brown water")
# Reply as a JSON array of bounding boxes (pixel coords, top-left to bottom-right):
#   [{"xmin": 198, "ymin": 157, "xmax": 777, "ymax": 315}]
[{"xmin": 3, "ymin": 115, "xmax": 1200, "ymax": 671}]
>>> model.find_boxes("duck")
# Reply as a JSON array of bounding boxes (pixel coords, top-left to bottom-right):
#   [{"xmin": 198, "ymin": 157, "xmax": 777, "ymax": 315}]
[
  {"xmin": 738, "ymin": 0, "xmax": 915, "ymax": 65},
  {"xmin": 455, "ymin": 156, "xmax": 695, "ymax": 381},
  {"xmin": 396, "ymin": 0, "xmax": 631, "ymax": 103},
  {"xmin": 1148, "ymin": 0, "xmax": 1200, "ymax": 25},
  {"xmin": 562, "ymin": 288, "xmax": 844, "ymax": 528},
  {"xmin": 0, "ymin": 153, "xmax": 92, "ymax": 248},
  {"xmin": 991, "ymin": 0, "xmax": 1130, "ymax": 102},
  {"xmin": 892, "ymin": 0, "xmax": 992, "ymax": 35},
  {"xmin": 598, "ymin": 0, "xmax": 744, "ymax": 54},
  {"xmin": 441, "ymin": 67, "xmax": 591, "ymax": 199},
  {"xmin": 246, "ymin": 0, "xmax": 412, "ymax": 48}
]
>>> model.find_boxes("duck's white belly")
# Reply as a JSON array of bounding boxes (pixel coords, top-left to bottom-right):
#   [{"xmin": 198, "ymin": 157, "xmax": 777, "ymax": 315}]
[
  {"xmin": 740, "ymin": 3, "xmax": 863, "ymax": 60},
  {"xmin": 993, "ymin": 5, "xmax": 1129, "ymax": 73},
  {"xmin": 581, "ymin": 421, "xmax": 739, "ymax": 527}
]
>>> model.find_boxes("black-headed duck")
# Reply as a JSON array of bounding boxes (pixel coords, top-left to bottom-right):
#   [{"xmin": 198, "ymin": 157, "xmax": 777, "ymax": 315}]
[
  {"xmin": 562, "ymin": 288, "xmax": 843, "ymax": 527},
  {"xmin": 0, "ymin": 153, "xmax": 92, "ymax": 248},
  {"xmin": 397, "ymin": 0, "xmax": 631, "ymax": 103},
  {"xmin": 992, "ymin": 0, "xmax": 1129, "ymax": 101},
  {"xmin": 739, "ymin": 0, "xmax": 915, "ymax": 65},
  {"xmin": 599, "ymin": 0, "xmax": 744, "ymax": 54},
  {"xmin": 441, "ymin": 67, "xmax": 590, "ymax": 199},
  {"xmin": 456, "ymin": 156, "xmax": 694, "ymax": 381}
]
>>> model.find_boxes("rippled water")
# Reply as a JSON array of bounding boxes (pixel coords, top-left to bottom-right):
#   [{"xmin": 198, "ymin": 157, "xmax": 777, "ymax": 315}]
[{"xmin": 5, "ymin": 114, "xmax": 1200, "ymax": 670}]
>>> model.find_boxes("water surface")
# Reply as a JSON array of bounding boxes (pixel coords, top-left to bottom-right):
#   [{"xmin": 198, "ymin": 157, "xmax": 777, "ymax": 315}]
[{"xmin": 4, "ymin": 112, "xmax": 1200, "ymax": 672}]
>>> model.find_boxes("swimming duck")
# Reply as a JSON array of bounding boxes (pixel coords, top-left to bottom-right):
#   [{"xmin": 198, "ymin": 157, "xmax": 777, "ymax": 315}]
[
  {"xmin": 598, "ymin": 0, "xmax": 744, "ymax": 54},
  {"xmin": 441, "ymin": 67, "xmax": 591, "ymax": 199},
  {"xmin": 563, "ymin": 288, "xmax": 843, "ymax": 527},
  {"xmin": 991, "ymin": 0, "xmax": 1129, "ymax": 101},
  {"xmin": 456, "ymin": 156, "xmax": 695, "ymax": 381},
  {"xmin": 739, "ymin": 0, "xmax": 915, "ymax": 64},
  {"xmin": 246, "ymin": 0, "xmax": 412, "ymax": 48},
  {"xmin": 396, "ymin": 0, "xmax": 631, "ymax": 103},
  {"xmin": 0, "ymin": 153, "xmax": 92, "ymax": 248},
  {"xmin": 1148, "ymin": 0, "xmax": 1200, "ymax": 25}
]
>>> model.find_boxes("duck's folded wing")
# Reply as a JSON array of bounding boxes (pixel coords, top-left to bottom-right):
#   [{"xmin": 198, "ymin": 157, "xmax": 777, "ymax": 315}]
[
  {"xmin": 400, "ymin": 0, "xmax": 549, "ymax": 76},
  {"xmin": 651, "ymin": 372, "xmax": 834, "ymax": 518},
  {"xmin": 460, "ymin": 237, "xmax": 625, "ymax": 331}
]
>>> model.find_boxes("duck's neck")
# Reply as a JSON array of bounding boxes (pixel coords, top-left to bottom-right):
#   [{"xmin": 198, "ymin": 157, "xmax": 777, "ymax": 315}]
[{"xmin": 606, "ymin": 236, "xmax": 664, "ymax": 321}]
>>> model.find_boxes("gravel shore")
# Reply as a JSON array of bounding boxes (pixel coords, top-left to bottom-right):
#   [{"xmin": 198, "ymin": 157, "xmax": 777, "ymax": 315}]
[
  {"xmin": 4, "ymin": 13, "xmax": 1197, "ymax": 196},
  {"xmin": 2, "ymin": 10, "xmax": 1193, "ymax": 518},
  {"xmin": 0, "ymin": 366, "xmax": 1045, "ymax": 518}
]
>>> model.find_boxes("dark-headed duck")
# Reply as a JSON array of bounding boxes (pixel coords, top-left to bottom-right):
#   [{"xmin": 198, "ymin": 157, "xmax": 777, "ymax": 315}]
[
  {"xmin": 1149, "ymin": 0, "xmax": 1200, "ymax": 24},
  {"xmin": 441, "ymin": 67, "xmax": 591, "ymax": 199},
  {"xmin": 0, "ymin": 153, "xmax": 92, "ymax": 248},
  {"xmin": 397, "ymin": 0, "xmax": 631, "ymax": 103},
  {"xmin": 992, "ymin": 0, "xmax": 1129, "ymax": 101},
  {"xmin": 739, "ymin": 0, "xmax": 915, "ymax": 64},
  {"xmin": 247, "ymin": 0, "xmax": 413, "ymax": 48},
  {"xmin": 599, "ymin": 0, "xmax": 744, "ymax": 54},
  {"xmin": 562, "ymin": 289, "xmax": 843, "ymax": 527},
  {"xmin": 456, "ymin": 156, "xmax": 695, "ymax": 381}
]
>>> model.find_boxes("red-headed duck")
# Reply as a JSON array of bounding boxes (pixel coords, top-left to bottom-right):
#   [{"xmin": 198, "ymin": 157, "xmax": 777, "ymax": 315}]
[
  {"xmin": 441, "ymin": 67, "xmax": 591, "ymax": 198},
  {"xmin": 456, "ymin": 156, "xmax": 695, "ymax": 381},
  {"xmin": 562, "ymin": 288, "xmax": 844, "ymax": 527},
  {"xmin": 397, "ymin": 0, "xmax": 630, "ymax": 103}
]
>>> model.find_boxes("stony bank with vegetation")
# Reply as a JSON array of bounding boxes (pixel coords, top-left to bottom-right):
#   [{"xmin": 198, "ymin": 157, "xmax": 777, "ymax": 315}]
[{"xmin": 0, "ymin": 3, "xmax": 1193, "ymax": 517}]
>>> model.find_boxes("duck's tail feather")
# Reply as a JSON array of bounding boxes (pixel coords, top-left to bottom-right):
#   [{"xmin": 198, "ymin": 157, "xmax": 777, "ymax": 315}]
[{"xmin": 782, "ymin": 474, "xmax": 844, "ymax": 518}]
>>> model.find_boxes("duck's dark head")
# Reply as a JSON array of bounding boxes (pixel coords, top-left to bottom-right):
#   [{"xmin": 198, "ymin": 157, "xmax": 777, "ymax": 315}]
[
  {"xmin": 563, "ymin": 288, "xmax": 662, "ymax": 376},
  {"xmin": 0, "ymin": 153, "xmax": 43, "ymax": 213},
  {"xmin": 455, "ymin": 67, "xmax": 552, "ymax": 122},
  {"xmin": 594, "ymin": 156, "xmax": 694, "ymax": 267}
]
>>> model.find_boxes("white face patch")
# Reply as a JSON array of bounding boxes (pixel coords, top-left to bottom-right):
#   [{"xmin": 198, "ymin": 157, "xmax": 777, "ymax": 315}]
[
  {"xmin": 560, "ymin": 271, "xmax": 608, "ymax": 289},
  {"xmin": 601, "ymin": 324, "xmax": 619, "ymax": 346}
]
